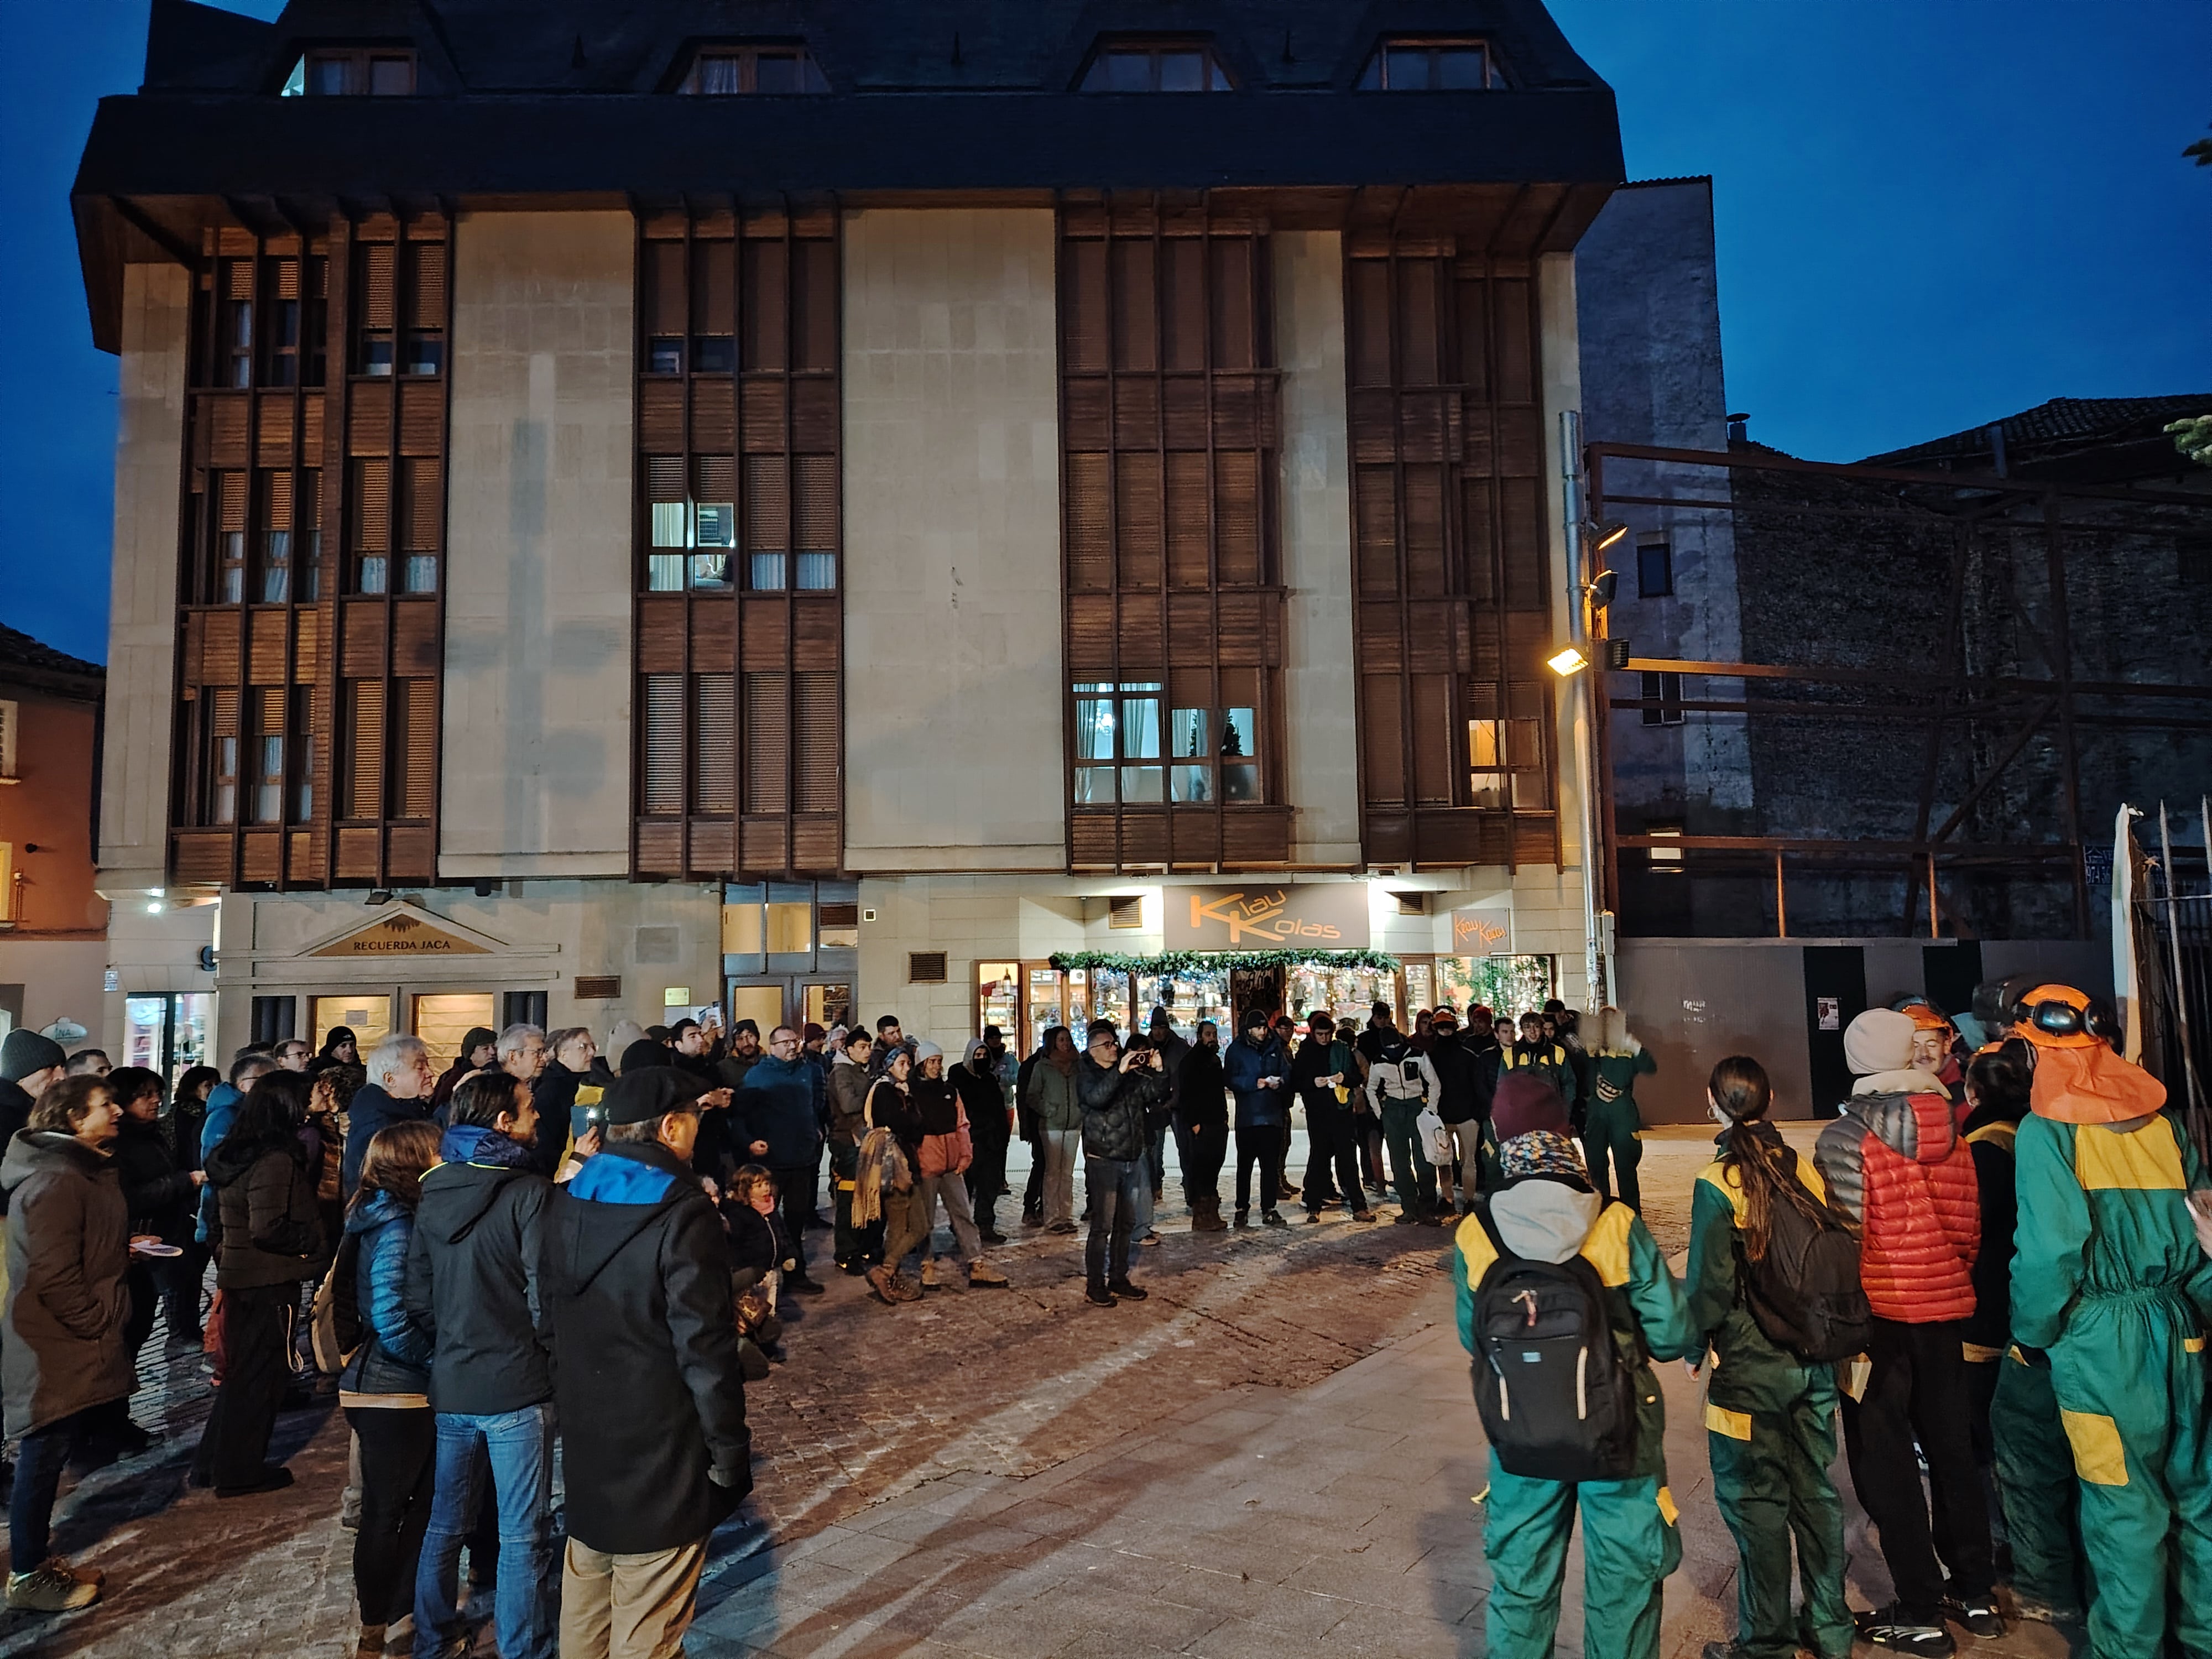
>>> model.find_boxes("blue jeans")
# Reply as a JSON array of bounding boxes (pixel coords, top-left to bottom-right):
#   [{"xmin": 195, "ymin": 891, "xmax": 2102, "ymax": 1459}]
[
  {"xmin": 414, "ymin": 1402, "xmax": 558, "ymax": 1659},
  {"xmin": 1084, "ymin": 1156, "xmax": 1146, "ymax": 1288},
  {"xmin": 10, "ymin": 1406, "xmax": 100, "ymax": 1574}
]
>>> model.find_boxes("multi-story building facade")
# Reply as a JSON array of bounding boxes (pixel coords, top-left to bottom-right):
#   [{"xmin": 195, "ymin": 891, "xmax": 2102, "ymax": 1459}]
[{"xmin": 77, "ymin": 0, "xmax": 1626, "ymax": 1065}]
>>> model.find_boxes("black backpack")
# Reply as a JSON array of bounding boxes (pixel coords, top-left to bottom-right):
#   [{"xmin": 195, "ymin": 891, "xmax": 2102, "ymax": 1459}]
[
  {"xmin": 1465, "ymin": 1197, "xmax": 1640, "ymax": 1483},
  {"xmin": 1739, "ymin": 1171, "xmax": 1871, "ymax": 1363}
]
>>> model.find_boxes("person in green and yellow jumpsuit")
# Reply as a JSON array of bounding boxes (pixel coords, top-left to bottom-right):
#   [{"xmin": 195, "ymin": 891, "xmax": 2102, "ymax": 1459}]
[
  {"xmin": 1584, "ymin": 1006, "xmax": 1658, "ymax": 1211},
  {"xmin": 1683, "ymin": 1055, "xmax": 1854, "ymax": 1659},
  {"xmin": 2009, "ymin": 984, "xmax": 2212, "ymax": 1659},
  {"xmin": 1455, "ymin": 1073, "xmax": 1693, "ymax": 1659},
  {"xmin": 1952, "ymin": 1042, "xmax": 2090, "ymax": 1625}
]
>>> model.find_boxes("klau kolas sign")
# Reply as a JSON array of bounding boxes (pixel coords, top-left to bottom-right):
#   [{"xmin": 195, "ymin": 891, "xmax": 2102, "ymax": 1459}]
[{"xmin": 1164, "ymin": 885, "xmax": 1371, "ymax": 951}]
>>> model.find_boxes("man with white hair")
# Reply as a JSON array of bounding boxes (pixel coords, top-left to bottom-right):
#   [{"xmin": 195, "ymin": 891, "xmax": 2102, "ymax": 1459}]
[
  {"xmin": 343, "ymin": 1034, "xmax": 435, "ymax": 1198},
  {"xmin": 497, "ymin": 1025, "xmax": 549, "ymax": 1086}
]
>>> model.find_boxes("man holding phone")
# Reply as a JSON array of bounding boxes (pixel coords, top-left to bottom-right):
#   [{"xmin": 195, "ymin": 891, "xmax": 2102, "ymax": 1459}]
[{"xmin": 1073, "ymin": 1022, "xmax": 1171, "ymax": 1307}]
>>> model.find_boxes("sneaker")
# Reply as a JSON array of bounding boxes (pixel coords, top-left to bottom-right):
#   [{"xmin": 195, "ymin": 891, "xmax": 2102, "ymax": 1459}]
[
  {"xmin": 967, "ymin": 1261, "xmax": 1010, "ymax": 1287},
  {"xmin": 1085, "ymin": 1284, "xmax": 1117, "ymax": 1307},
  {"xmin": 1140, "ymin": 1229, "xmax": 1161, "ymax": 1245},
  {"xmin": 1233, "ymin": 1208, "xmax": 1250, "ymax": 1228},
  {"xmin": 61, "ymin": 1559, "xmax": 105, "ymax": 1587},
  {"xmin": 1854, "ymin": 1604, "xmax": 1955, "ymax": 1656},
  {"xmin": 6, "ymin": 1560, "xmax": 100, "ymax": 1611},
  {"xmin": 1942, "ymin": 1599, "xmax": 2004, "ymax": 1639},
  {"xmin": 1303, "ymin": 1213, "xmax": 1323, "ymax": 1224},
  {"xmin": 1261, "ymin": 1210, "xmax": 1287, "ymax": 1227},
  {"xmin": 978, "ymin": 1229, "xmax": 1008, "ymax": 1245},
  {"xmin": 1392, "ymin": 1211, "xmax": 1420, "ymax": 1225},
  {"xmin": 1049, "ymin": 1220, "xmax": 1078, "ymax": 1236},
  {"xmin": 1353, "ymin": 1209, "xmax": 1377, "ymax": 1222},
  {"xmin": 1278, "ymin": 1181, "xmax": 1301, "ymax": 1198},
  {"xmin": 1105, "ymin": 1280, "xmax": 1148, "ymax": 1300},
  {"xmin": 784, "ymin": 1275, "xmax": 826, "ymax": 1296},
  {"xmin": 216, "ymin": 1464, "xmax": 295, "ymax": 1499}
]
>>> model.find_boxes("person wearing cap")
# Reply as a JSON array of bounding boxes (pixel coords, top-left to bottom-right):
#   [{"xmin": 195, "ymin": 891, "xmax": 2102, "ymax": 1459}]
[
  {"xmin": 1457, "ymin": 1072, "xmax": 1694, "ymax": 1659},
  {"xmin": 2007, "ymin": 984, "xmax": 2212, "ymax": 1659},
  {"xmin": 544, "ymin": 1066, "xmax": 752, "ymax": 1659},
  {"xmin": 1813, "ymin": 1008, "xmax": 1995, "ymax": 1653},
  {"xmin": 1290, "ymin": 1011, "xmax": 1370, "ymax": 1223},
  {"xmin": 1076, "ymin": 1021, "xmax": 1172, "ymax": 1303}
]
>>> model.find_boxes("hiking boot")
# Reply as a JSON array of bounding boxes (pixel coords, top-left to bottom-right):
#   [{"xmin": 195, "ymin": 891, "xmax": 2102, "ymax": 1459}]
[
  {"xmin": 357, "ymin": 1624, "xmax": 388, "ymax": 1659},
  {"xmin": 1942, "ymin": 1598, "xmax": 2004, "ymax": 1638},
  {"xmin": 216, "ymin": 1464, "xmax": 294, "ymax": 1499},
  {"xmin": 978, "ymin": 1229, "xmax": 1008, "ymax": 1245},
  {"xmin": 1278, "ymin": 1181, "xmax": 1301, "ymax": 1198},
  {"xmin": 865, "ymin": 1265, "xmax": 902, "ymax": 1305},
  {"xmin": 1233, "ymin": 1208, "xmax": 1250, "ymax": 1228},
  {"xmin": 1085, "ymin": 1284, "xmax": 1117, "ymax": 1307},
  {"xmin": 890, "ymin": 1272, "xmax": 925, "ymax": 1303},
  {"xmin": 6, "ymin": 1560, "xmax": 100, "ymax": 1612},
  {"xmin": 1354, "ymin": 1209, "xmax": 1377, "ymax": 1222},
  {"xmin": 1191, "ymin": 1198, "xmax": 1228, "ymax": 1232},
  {"xmin": 920, "ymin": 1259, "xmax": 941, "ymax": 1290},
  {"xmin": 1392, "ymin": 1211, "xmax": 1420, "ymax": 1225},
  {"xmin": 967, "ymin": 1261, "xmax": 1010, "ymax": 1287},
  {"xmin": 1854, "ymin": 1604, "xmax": 1955, "ymax": 1656},
  {"xmin": 1261, "ymin": 1210, "xmax": 1287, "ymax": 1227},
  {"xmin": 1106, "ymin": 1280, "xmax": 1148, "ymax": 1300}
]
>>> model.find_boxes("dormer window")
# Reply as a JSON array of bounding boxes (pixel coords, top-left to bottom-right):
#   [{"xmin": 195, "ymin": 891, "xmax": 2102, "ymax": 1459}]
[
  {"xmin": 679, "ymin": 45, "xmax": 830, "ymax": 95},
  {"xmin": 1081, "ymin": 44, "xmax": 1233, "ymax": 92},
  {"xmin": 1357, "ymin": 38, "xmax": 1504, "ymax": 91},
  {"xmin": 281, "ymin": 49, "xmax": 417, "ymax": 96}
]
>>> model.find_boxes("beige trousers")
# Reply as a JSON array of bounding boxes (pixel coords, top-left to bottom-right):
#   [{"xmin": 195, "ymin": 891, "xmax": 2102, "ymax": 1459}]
[{"xmin": 559, "ymin": 1535, "xmax": 706, "ymax": 1659}]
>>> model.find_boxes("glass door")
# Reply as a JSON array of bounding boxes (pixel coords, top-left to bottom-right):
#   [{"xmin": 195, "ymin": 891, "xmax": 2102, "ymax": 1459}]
[
  {"xmin": 725, "ymin": 980, "xmax": 787, "ymax": 1039},
  {"xmin": 801, "ymin": 980, "xmax": 853, "ymax": 1032},
  {"xmin": 123, "ymin": 992, "xmax": 215, "ymax": 1093}
]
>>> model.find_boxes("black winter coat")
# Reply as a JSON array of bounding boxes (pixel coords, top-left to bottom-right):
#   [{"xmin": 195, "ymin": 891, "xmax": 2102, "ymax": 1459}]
[
  {"xmin": 544, "ymin": 1141, "xmax": 752, "ymax": 1553},
  {"xmin": 1175, "ymin": 1045, "xmax": 1228, "ymax": 1132},
  {"xmin": 1076, "ymin": 1055, "xmax": 1171, "ymax": 1162},
  {"xmin": 206, "ymin": 1133, "xmax": 325, "ymax": 1289},
  {"xmin": 529, "ymin": 1062, "xmax": 587, "ymax": 1178},
  {"xmin": 951, "ymin": 1064, "xmax": 1009, "ymax": 1151},
  {"xmin": 403, "ymin": 1154, "xmax": 552, "ymax": 1415},
  {"xmin": 1427, "ymin": 1040, "xmax": 1486, "ymax": 1126},
  {"xmin": 0, "ymin": 1081, "xmax": 35, "ymax": 1215},
  {"xmin": 113, "ymin": 1114, "xmax": 198, "ymax": 1246}
]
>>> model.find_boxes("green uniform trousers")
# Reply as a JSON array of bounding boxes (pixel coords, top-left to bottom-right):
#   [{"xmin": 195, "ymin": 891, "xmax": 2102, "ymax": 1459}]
[
  {"xmin": 1481, "ymin": 1455, "xmax": 1680, "ymax": 1659},
  {"xmin": 2048, "ymin": 1291, "xmax": 2212, "ymax": 1659},
  {"xmin": 1987, "ymin": 1347, "xmax": 2089, "ymax": 1620},
  {"xmin": 1581, "ymin": 1099, "xmax": 1644, "ymax": 1211},
  {"xmin": 1705, "ymin": 1383, "xmax": 1854, "ymax": 1659},
  {"xmin": 1379, "ymin": 1099, "xmax": 1438, "ymax": 1219}
]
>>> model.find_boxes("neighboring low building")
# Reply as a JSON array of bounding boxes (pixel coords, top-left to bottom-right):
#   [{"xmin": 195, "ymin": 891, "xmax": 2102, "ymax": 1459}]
[
  {"xmin": 0, "ymin": 626, "xmax": 109, "ymax": 1049},
  {"xmin": 75, "ymin": 0, "xmax": 1633, "ymax": 1067}
]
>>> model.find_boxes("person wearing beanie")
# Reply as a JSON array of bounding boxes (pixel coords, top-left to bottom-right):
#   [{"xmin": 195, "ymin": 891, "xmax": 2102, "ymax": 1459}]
[
  {"xmin": 1814, "ymin": 1008, "xmax": 1994, "ymax": 1652},
  {"xmin": 542, "ymin": 1066, "xmax": 751, "ymax": 1659},
  {"xmin": 1454, "ymin": 1071, "xmax": 1694, "ymax": 1659},
  {"xmin": 2007, "ymin": 986, "xmax": 2211, "ymax": 1659},
  {"xmin": 0, "ymin": 1031, "xmax": 69, "ymax": 1208}
]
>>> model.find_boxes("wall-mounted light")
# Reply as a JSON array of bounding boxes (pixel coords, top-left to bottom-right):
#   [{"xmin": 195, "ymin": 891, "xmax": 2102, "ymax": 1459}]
[
  {"xmin": 366, "ymin": 889, "xmax": 394, "ymax": 906},
  {"xmin": 1547, "ymin": 645, "xmax": 1589, "ymax": 676},
  {"xmin": 1588, "ymin": 519, "xmax": 1629, "ymax": 553},
  {"xmin": 1584, "ymin": 568, "xmax": 1619, "ymax": 612}
]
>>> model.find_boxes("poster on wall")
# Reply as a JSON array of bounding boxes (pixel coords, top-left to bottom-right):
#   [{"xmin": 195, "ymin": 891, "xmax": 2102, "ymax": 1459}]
[
  {"xmin": 1163, "ymin": 885, "xmax": 1371, "ymax": 951},
  {"xmin": 1449, "ymin": 905, "xmax": 1515, "ymax": 956}
]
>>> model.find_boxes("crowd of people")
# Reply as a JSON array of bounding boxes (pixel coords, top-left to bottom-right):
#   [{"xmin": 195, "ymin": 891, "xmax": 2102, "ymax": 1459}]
[{"xmin": 0, "ymin": 973, "xmax": 2203, "ymax": 1659}]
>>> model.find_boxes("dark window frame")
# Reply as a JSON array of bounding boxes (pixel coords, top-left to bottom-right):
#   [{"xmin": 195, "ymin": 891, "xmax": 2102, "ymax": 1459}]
[
  {"xmin": 289, "ymin": 48, "xmax": 418, "ymax": 97},
  {"xmin": 678, "ymin": 44, "xmax": 831, "ymax": 95},
  {"xmin": 1356, "ymin": 38, "xmax": 1505, "ymax": 91},
  {"xmin": 1637, "ymin": 538, "xmax": 1674, "ymax": 598},
  {"xmin": 1079, "ymin": 41, "xmax": 1235, "ymax": 93},
  {"xmin": 1639, "ymin": 670, "xmax": 1686, "ymax": 727}
]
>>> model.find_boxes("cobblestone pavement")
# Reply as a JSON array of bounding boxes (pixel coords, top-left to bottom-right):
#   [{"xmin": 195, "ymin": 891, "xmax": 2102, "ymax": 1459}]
[{"xmin": 1, "ymin": 1124, "xmax": 2079, "ymax": 1659}]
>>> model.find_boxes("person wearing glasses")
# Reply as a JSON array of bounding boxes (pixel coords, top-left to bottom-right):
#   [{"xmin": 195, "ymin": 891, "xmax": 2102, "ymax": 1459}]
[{"xmin": 1073, "ymin": 1022, "xmax": 1172, "ymax": 1306}]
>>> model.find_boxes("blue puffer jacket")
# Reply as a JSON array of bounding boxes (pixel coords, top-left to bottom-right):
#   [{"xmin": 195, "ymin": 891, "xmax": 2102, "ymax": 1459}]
[
  {"xmin": 736, "ymin": 1055, "xmax": 823, "ymax": 1170},
  {"xmin": 338, "ymin": 1188, "xmax": 435, "ymax": 1398},
  {"xmin": 1222, "ymin": 1033, "xmax": 1291, "ymax": 1130}
]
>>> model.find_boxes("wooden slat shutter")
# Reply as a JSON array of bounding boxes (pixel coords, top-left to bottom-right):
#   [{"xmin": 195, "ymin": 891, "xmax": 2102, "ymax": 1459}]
[
  {"xmin": 745, "ymin": 455, "xmax": 789, "ymax": 552},
  {"xmin": 794, "ymin": 455, "xmax": 836, "ymax": 549},
  {"xmin": 641, "ymin": 675, "xmax": 684, "ymax": 815},
  {"xmin": 346, "ymin": 679, "xmax": 384, "ymax": 818},
  {"xmin": 1411, "ymin": 675, "xmax": 1452, "ymax": 805},
  {"xmin": 218, "ymin": 471, "xmax": 248, "ymax": 531},
  {"xmin": 693, "ymin": 674, "xmax": 734, "ymax": 813},
  {"xmin": 354, "ymin": 459, "xmax": 391, "ymax": 550},
  {"xmin": 404, "ymin": 459, "xmax": 441, "ymax": 550},
  {"xmin": 743, "ymin": 673, "xmax": 789, "ymax": 813},
  {"xmin": 1361, "ymin": 674, "xmax": 1405, "ymax": 806},
  {"xmin": 1062, "ymin": 241, "xmax": 1108, "ymax": 373},
  {"xmin": 741, "ymin": 241, "xmax": 786, "ymax": 372},
  {"xmin": 406, "ymin": 242, "xmax": 445, "ymax": 328},
  {"xmin": 1065, "ymin": 453, "xmax": 1110, "ymax": 592},
  {"xmin": 361, "ymin": 243, "xmax": 397, "ymax": 331},
  {"xmin": 644, "ymin": 241, "xmax": 686, "ymax": 336},
  {"xmin": 794, "ymin": 672, "xmax": 837, "ymax": 811},
  {"xmin": 398, "ymin": 680, "xmax": 436, "ymax": 818}
]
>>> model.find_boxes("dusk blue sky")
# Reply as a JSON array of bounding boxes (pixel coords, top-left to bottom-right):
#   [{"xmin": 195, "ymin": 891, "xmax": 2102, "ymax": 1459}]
[{"xmin": 2, "ymin": 1, "xmax": 2206, "ymax": 664}]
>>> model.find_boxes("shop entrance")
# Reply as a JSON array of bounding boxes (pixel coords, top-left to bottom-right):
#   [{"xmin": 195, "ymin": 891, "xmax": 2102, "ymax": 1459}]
[
  {"xmin": 724, "ymin": 978, "xmax": 854, "ymax": 1037},
  {"xmin": 123, "ymin": 992, "xmax": 214, "ymax": 1092}
]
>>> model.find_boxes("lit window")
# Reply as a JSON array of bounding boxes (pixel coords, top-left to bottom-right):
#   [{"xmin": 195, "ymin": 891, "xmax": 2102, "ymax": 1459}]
[
  {"xmin": 680, "ymin": 46, "xmax": 830, "ymax": 95},
  {"xmin": 1637, "ymin": 538, "xmax": 1674, "ymax": 598},
  {"xmin": 0, "ymin": 699, "xmax": 17, "ymax": 779},
  {"xmin": 1467, "ymin": 685, "xmax": 1550, "ymax": 808},
  {"xmin": 1168, "ymin": 705, "xmax": 1262, "ymax": 803},
  {"xmin": 1357, "ymin": 39, "xmax": 1504, "ymax": 91},
  {"xmin": 283, "ymin": 50, "xmax": 417, "ymax": 97},
  {"xmin": 1073, "ymin": 681, "xmax": 1165, "ymax": 805},
  {"xmin": 1081, "ymin": 44, "xmax": 1233, "ymax": 92}
]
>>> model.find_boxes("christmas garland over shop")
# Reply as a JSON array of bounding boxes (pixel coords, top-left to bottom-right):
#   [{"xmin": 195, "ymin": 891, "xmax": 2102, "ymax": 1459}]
[{"xmin": 1024, "ymin": 950, "xmax": 1406, "ymax": 1036}]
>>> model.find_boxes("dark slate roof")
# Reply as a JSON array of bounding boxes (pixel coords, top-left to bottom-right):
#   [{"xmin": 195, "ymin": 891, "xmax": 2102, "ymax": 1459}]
[
  {"xmin": 1864, "ymin": 395, "xmax": 2212, "ymax": 468},
  {"xmin": 0, "ymin": 625, "xmax": 104, "ymax": 698}
]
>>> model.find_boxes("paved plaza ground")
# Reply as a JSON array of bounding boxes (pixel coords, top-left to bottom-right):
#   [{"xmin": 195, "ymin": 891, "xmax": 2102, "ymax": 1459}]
[{"xmin": 0, "ymin": 1129, "xmax": 2080, "ymax": 1658}]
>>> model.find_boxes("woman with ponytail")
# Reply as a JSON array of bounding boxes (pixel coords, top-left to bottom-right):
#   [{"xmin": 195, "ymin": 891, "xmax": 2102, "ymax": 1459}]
[{"xmin": 1683, "ymin": 1057, "xmax": 1854, "ymax": 1659}]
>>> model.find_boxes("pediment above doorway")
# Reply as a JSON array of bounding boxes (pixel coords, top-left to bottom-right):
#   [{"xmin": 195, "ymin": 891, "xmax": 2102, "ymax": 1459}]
[{"xmin": 300, "ymin": 901, "xmax": 510, "ymax": 960}]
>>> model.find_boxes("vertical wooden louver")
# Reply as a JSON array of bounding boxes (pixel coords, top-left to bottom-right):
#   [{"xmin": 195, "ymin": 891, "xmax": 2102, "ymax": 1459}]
[
  {"xmin": 1058, "ymin": 197, "xmax": 1291, "ymax": 873},
  {"xmin": 632, "ymin": 204, "xmax": 842, "ymax": 880},
  {"xmin": 1344, "ymin": 237, "xmax": 1558, "ymax": 870},
  {"xmin": 170, "ymin": 212, "xmax": 450, "ymax": 890}
]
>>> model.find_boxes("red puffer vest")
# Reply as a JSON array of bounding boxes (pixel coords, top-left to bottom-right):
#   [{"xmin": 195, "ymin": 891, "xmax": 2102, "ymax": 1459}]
[{"xmin": 1816, "ymin": 1088, "xmax": 1980, "ymax": 1323}]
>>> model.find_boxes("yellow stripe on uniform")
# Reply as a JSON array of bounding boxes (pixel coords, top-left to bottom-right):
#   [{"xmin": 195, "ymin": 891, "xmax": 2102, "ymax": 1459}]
[
  {"xmin": 1454, "ymin": 1214, "xmax": 1498, "ymax": 1287},
  {"xmin": 1694, "ymin": 1149, "xmax": 1829, "ymax": 1224},
  {"xmin": 1964, "ymin": 1120, "xmax": 2016, "ymax": 1152},
  {"xmin": 1704, "ymin": 1404, "xmax": 1753, "ymax": 1441},
  {"xmin": 2060, "ymin": 1410, "xmax": 2130, "ymax": 1486},
  {"xmin": 2073, "ymin": 1118, "xmax": 2185, "ymax": 1192},
  {"xmin": 1656, "ymin": 1486, "xmax": 1679, "ymax": 1526},
  {"xmin": 2186, "ymin": 1335, "xmax": 2206, "ymax": 1355},
  {"xmin": 1580, "ymin": 1202, "xmax": 1635, "ymax": 1287},
  {"xmin": 1962, "ymin": 1342, "xmax": 2004, "ymax": 1364}
]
